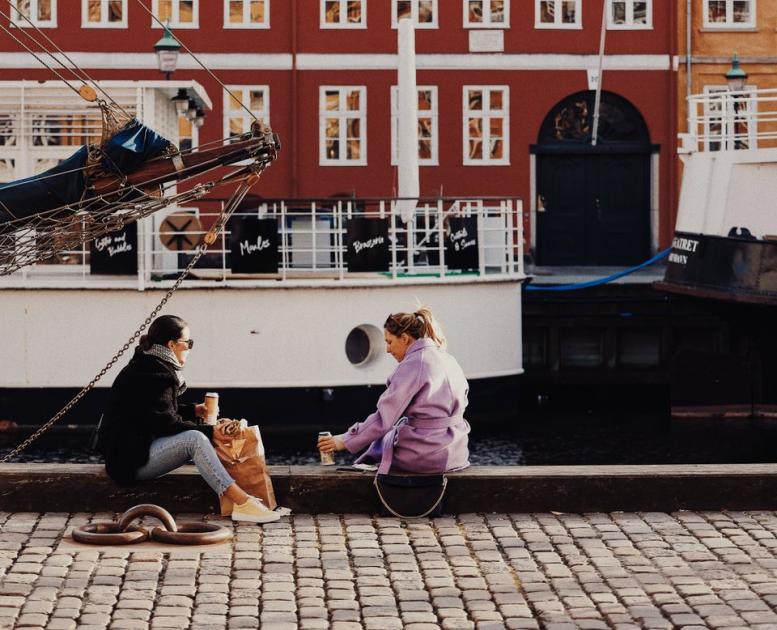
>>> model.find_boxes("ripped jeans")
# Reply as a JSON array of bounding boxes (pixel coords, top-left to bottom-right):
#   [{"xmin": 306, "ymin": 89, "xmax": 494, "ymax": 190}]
[{"xmin": 135, "ymin": 430, "xmax": 234, "ymax": 496}]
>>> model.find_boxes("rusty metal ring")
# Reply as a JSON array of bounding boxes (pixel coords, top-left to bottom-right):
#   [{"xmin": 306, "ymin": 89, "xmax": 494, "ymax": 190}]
[
  {"xmin": 72, "ymin": 523, "xmax": 148, "ymax": 545},
  {"xmin": 118, "ymin": 504, "xmax": 177, "ymax": 533},
  {"xmin": 151, "ymin": 522, "xmax": 232, "ymax": 545}
]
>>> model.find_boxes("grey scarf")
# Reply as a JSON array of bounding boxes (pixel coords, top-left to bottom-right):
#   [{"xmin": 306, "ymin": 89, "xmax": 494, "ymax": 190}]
[{"xmin": 144, "ymin": 344, "xmax": 187, "ymax": 393}]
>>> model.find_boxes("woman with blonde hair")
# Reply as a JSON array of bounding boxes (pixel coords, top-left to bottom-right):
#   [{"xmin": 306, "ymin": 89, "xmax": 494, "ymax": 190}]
[{"xmin": 318, "ymin": 307, "xmax": 470, "ymax": 474}]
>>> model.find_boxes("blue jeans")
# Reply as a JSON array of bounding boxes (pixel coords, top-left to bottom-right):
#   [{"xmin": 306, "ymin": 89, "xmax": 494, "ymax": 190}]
[{"xmin": 135, "ymin": 430, "xmax": 234, "ymax": 496}]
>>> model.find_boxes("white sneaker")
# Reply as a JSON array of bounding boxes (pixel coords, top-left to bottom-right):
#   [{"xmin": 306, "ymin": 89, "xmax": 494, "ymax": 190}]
[{"xmin": 231, "ymin": 497, "xmax": 281, "ymax": 524}]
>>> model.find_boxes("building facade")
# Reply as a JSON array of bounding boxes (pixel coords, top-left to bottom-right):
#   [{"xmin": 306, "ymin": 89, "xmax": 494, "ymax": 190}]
[{"xmin": 0, "ymin": 0, "xmax": 676, "ymax": 266}]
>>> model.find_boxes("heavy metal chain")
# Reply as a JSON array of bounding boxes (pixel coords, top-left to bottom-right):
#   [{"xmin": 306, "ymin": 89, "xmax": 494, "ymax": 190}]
[{"xmin": 0, "ymin": 173, "xmax": 261, "ymax": 464}]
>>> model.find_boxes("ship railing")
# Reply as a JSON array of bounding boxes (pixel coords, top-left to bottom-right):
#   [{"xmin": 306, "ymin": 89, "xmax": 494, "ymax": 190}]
[
  {"xmin": 683, "ymin": 87, "xmax": 777, "ymax": 153},
  {"xmin": 2, "ymin": 196, "xmax": 524, "ymax": 287}
]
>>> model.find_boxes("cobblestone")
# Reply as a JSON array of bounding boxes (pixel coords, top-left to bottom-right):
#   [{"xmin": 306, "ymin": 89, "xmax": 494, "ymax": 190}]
[{"xmin": 0, "ymin": 511, "xmax": 776, "ymax": 628}]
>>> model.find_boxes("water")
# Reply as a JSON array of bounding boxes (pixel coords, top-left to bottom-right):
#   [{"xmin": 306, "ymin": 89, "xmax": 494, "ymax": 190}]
[{"xmin": 3, "ymin": 412, "xmax": 777, "ymax": 465}]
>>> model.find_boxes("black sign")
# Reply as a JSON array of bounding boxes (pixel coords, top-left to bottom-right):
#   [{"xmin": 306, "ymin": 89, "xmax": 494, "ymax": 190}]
[
  {"xmin": 446, "ymin": 217, "xmax": 479, "ymax": 271},
  {"xmin": 90, "ymin": 223, "xmax": 137, "ymax": 275},
  {"xmin": 229, "ymin": 217, "xmax": 279, "ymax": 273},
  {"xmin": 346, "ymin": 218, "xmax": 390, "ymax": 272}
]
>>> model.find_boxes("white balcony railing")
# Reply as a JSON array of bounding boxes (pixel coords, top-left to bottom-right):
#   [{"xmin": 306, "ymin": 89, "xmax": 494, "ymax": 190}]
[
  {"xmin": 1, "ymin": 197, "xmax": 524, "ymax": 288},
  {"xmin": 682, "ymin": 88, "xmax": 777, "ymax": 153}
]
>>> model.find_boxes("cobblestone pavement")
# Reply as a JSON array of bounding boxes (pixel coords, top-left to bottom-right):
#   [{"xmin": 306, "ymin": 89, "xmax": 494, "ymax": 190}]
[{"xmin": 2, "ymin": 511, "xmax": 777, "ymax": 629}]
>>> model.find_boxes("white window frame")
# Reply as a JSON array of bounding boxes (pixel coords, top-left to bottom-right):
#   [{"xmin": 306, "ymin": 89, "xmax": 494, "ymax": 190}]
[
  {"xmin": 319, "ymin": 86, "xmax": 367, "ymax": 166},
  {"xmin": 321, "ymin": 0, "xmax": 367, "ymax": 28},
  {"xmin": 10, "ymin": 0, "xmax": 57, "ymax": 27},
  {"xmin": 390, "ymin": 86, "xmax": 438, "ymax": 166},
  {"xmin": 224, "ymin": 0, "xmax": 270, "ymax": 29},
  {"xmin": 152, "ymin": 0, "xmax": 199, "ymax": 28},
  {"xmin": 463, "ymin": 0, "xmax": 510, "ymax": 28},
  {"xmin": 223, "ymin": 85, "xmax": 270, "ymax": 143},
  {"xmin": 391, "ymin": 0, "xmax": 438, "ymax": 29},
  {"xmin": 535, "ymin": 0, "xmax": 581, "ymax": 29},
  {"xmin": 607, "ymin": 0, "xmax": 652, "ymax": 29},
  {"xmin": 82, "ymin": 0, "xmax": 128, "ymax": 28},
  {"xmin": 703, "ymin": 0, "xmax": 755, "ymax": 28},
  {"xmin": 463, "ymin": 85, "xmax": 509, "ymax": 166}
]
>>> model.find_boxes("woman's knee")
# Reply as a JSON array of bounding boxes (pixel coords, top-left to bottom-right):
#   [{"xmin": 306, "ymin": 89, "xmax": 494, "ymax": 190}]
[{"xmin": 181, "ymin": 430, "xmax": 212, "ymax": 453}]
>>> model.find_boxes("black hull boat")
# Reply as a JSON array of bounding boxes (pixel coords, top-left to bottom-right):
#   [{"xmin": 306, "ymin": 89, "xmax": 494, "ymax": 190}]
[{"xmin": 655, "ymin": 231, "xmax": 777, "ymax": 305}]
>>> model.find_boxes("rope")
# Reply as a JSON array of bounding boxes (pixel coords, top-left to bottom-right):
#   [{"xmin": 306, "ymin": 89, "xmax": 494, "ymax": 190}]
[
  {"xmin": 2, "ymin": 1, "xmax": 132, "ymax": 118},
  {"xmin": 524, "ymin": 248, "xmax": 671, "ymax": 292},
  {"xmin": 132, "ymin": 0, "xmax": 258, "ymax": 123},
  {"xmin": 0, "ymin": 167, "xmax": 265, "ymax": 463}
]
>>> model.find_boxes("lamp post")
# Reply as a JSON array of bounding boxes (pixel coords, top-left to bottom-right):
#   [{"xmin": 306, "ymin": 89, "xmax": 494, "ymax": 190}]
[
  {"xmin": 725, "ymin": 53, "xmax": 748, "ymax": 149},
  {"xmin": 154, "ymin": 24, "xmax": 181, "ymax": 80}
]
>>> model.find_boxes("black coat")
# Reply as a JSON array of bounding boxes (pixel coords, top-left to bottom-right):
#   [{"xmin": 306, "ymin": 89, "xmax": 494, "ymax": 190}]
[{"xmin": 96, "ymin": 347, "xmax": 214, "ymax": 484}]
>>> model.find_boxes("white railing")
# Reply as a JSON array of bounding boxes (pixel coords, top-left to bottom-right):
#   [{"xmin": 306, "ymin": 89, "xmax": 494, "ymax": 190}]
[
  {"xmin": 683, "ymin": 88, "xmax": 777, "ymax": 153},
  {"xmin": 2, "ymin": 197, "xmax": 524, "ymax": 287}
]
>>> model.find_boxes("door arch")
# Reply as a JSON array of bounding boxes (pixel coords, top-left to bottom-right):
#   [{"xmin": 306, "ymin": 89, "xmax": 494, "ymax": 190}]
[{"xmin": 531, "ymin": 90, "xmax": 656, "ymax": 266}]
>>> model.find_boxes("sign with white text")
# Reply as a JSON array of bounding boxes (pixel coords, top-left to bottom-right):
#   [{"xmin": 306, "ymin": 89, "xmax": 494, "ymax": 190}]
[
  {"xmin": 89, "ymin": 223, "xmax": 137, "ymax": 275},
  {"xmin": 346, "ymin": 218, "xmax": 390, "ymax": 272},
  {"xmin": 446, "ymin": 217, "xmax": 479, "ymax": 271},
  {"xmin": 229, "ymin": 217, "xmax": 279, "ymax": 273}
]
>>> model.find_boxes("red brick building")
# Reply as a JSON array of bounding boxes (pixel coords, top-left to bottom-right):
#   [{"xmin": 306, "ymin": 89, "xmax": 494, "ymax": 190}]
[{"xmin": 0, "ymin": 0, "xmax": 676, "ymax": 265}]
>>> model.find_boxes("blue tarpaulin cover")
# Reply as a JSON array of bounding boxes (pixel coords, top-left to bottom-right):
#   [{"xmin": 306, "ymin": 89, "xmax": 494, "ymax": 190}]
[{"xmin": 0, "ymin": 119, "xmax": 172, "ymax": 223}]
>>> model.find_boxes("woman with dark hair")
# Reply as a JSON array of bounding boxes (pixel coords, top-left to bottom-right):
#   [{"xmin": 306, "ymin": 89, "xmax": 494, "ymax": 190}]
[
  {"xmin": 96, "ymin": 314, "xmax": 279, "ymax": 524},
  {"xmin": 318, "ymin": 306, "xmax": 470, "ymax": 474}
]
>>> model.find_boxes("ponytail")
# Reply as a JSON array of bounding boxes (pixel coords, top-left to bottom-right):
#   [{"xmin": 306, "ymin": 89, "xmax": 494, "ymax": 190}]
[{"xmin": 384, "ymin": 306, "xmax": 446, "ymax": 349}]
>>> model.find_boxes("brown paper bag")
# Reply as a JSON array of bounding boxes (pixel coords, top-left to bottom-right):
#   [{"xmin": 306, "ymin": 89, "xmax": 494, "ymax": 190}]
[{"xmin": 213, "ymin": 419, "xmax": 277, "ymax": 516}]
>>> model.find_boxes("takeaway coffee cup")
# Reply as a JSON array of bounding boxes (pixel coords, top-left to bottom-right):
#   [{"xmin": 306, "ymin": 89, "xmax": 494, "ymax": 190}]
[
  {"xmin": 204, "ymin": 392, "xmax": 219, "ymax": 425},
  {"xmin": 318, "ymin": 431, "xmax": 335, "ymax": 466}
]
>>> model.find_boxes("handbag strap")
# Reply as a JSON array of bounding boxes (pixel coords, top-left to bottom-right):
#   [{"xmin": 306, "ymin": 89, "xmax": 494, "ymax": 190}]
[{"xmin": 373, "ymin": 475, "xmax": 448, "ymax": 519}]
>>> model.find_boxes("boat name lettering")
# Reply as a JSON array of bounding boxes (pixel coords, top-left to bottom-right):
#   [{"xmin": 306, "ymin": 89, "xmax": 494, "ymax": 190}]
[
  {"xmin": 672, "ymin": 237, "xmax": 699, "ymax": 253},
  {"xmin": 239, "ymin": 236, "xmax": 271, "ymax": 256},
  {"xmin": 668, "ymin": 252, "xmax": 688, "ymax": 265},
  {"xmin": 94, "ymin": 233, "xmax": 132, "ymax": 258},
  {"xmin": 352, "ymin": 236, "xmax": 385, "ymax": 253},
  {"xmin": 450, "ymin": 227, "xmax": 476, "ymax": 252}
]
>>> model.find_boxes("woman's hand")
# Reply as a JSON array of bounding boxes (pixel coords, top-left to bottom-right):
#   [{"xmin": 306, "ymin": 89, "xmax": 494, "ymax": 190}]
[
  {"xmin": 318, "ymin": 434, "xmax": 346, "ymax": 454},
  {"xmin": 194, "ymin": 403, "xmax": 207, "ymax": 419}
]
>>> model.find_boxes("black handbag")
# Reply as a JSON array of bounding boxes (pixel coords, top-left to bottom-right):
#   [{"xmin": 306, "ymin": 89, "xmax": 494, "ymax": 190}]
[{"xmin": 373, "ymin": 473, "xmax": 448, "ymax": 518}]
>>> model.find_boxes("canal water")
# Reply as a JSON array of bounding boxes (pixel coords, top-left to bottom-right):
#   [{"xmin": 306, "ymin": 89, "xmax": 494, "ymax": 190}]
[{"xmin": 3, "ymin": 411, "xmax": 777, "ymax": 465}]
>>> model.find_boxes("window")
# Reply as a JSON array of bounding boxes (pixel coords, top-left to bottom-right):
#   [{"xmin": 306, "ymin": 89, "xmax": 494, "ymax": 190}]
[
  {"xmin": 153, "ymin": 0, "xmax": 198, "ymax": 27},
  {"xmin": 321, "ymin": 0, "xmax": 366, "ymax": 28},
  {"xmin": 463, "ymin": 86, "xmax": 509, "ymax": 165},
  {"xmin": 392, "ymin": 0, "xmax": 437, "ymax": 28},
  {"xmin": 83, "ymin": 0, "xmax": 126, "ymax": 27},
  {"xmin": 704, "ymin": 0, "xmax": 754, "ymax": 27},
  {"xmin": 9, "ymin": 0, "xmax": 56, "ymax": 27},
  {"xmin": 225, "ymin": 0, "xmax": 269, "ymax": 28},
  {"xmin": 320, "ymin": 87, "xmax": 366, "ymax": 165},
  {"xmin": 703, "ymin": 85, "xmax": 757, "ymax": 151},
  {"xmin": 536, "ymin": 0, "xmax": 580, "ymax": 28},
  {"xmin": 224, "ymin": 86, "xmax": 269, "ymax": 143},
  {"xmin": 391, "ymin": 86, "xmax": 438, "ymax": 165},
  {"xmin": 465, "ymin": 0, "xmax": 508, "ymax": 28},
  {"xmin": 608, "ymin": 0, "xmax": 651, "ymax": 28}
]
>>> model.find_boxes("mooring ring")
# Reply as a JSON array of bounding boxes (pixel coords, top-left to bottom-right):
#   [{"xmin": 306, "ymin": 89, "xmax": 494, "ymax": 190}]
[
  {"xmin": 118, "ymin": 504, "xmax": 177, "ymax": 533},
  {"xmin": 151, "ymin": 522, "xmax": 232, "ymax": 545},
  {"xmin": 72, "ymin": 523, "xmax": 148, "ymax": 545}
]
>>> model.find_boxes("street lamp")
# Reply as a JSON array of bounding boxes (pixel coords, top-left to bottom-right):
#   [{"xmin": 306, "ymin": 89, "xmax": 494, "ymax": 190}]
[
  {"xmin": 154, "ymin": 24, "xmax": 181, "ymax": 80},
  {"xmin": 725, "ymin": 53, "xmax": 748, "ymax": 92},
  {"xmin": 725, "ymin": 54, "xmax": 748, "ymax": 149},
  {"xmin": 171, "ymin": 88, "xmax": 189, "ymax": 117}
]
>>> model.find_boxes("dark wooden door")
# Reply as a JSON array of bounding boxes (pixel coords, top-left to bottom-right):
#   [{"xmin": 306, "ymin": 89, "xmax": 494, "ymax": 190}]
[{"xmin": 536, "ymin": 153, "xmax": 650, "ymax": 265}]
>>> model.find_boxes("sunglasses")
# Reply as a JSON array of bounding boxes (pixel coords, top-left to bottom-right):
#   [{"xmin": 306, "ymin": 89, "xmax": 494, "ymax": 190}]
[{"xmin": 175, "ymin": 338, "xmax": 194, "ymax": 350}]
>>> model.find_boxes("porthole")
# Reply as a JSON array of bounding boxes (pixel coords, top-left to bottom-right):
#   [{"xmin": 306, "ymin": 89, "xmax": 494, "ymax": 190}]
[{"xmin": 345, "ymin": 324, "xmax": 383, "ymax": 367}]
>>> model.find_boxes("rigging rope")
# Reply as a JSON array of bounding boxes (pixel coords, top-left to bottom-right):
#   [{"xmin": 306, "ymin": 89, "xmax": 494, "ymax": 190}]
[
  {"xmin": 3, "ymin": 1, "xmax": 132, "ymax": 118},
  {"xmin": 132, "ymin": 0, "xmax": 259, "ymax": 123}
]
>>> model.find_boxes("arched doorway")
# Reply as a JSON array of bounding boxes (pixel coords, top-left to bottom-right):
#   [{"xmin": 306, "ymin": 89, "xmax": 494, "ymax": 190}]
[{"xmin": 531, "ymin": 91, "xmax": 656, "ymax": 266}]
